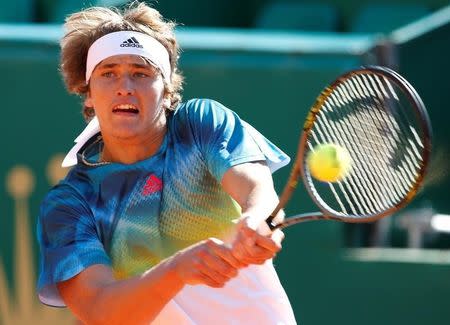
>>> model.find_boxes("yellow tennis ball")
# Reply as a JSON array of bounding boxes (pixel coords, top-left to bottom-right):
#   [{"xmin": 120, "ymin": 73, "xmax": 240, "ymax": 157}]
[{"xmin": 307, "ymin": 143, "xmax": 352, "ymax": 182}]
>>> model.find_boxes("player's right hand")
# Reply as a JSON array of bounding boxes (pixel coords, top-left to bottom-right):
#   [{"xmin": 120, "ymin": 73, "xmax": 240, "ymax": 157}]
[
  {"xmin": 170, "ymin": 238, "xmax": 246, "ymax": 288},
  {"xmin": 231, "ymin": 217, "xmax": 284, "ymax": 265}
]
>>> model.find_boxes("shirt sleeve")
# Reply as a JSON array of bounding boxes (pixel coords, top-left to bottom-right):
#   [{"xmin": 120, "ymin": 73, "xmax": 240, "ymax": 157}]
[
  {"xmin": 37, "ymin": 183, "xmax": 111, "ymax": 307},
  {"xmin": 185, "ymin": 98, "xmax": 290, "ymax": 182}
]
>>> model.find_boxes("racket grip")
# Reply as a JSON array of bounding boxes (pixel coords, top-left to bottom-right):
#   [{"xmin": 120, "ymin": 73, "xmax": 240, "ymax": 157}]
[{"xmin": 265, "ymin": 215, "xmax": 278, "ymax": 231}]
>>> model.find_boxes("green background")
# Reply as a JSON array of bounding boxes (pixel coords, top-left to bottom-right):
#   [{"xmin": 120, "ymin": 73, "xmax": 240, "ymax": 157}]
[{"xmin": 1, "ymin": 1, "xmax": 450, "ymax": 324}]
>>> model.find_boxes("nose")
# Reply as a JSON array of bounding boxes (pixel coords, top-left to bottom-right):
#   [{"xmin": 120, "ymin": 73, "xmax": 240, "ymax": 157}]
[{"xmin": 116, "ymin": 75, "xmax": 135, "ymax": 96}]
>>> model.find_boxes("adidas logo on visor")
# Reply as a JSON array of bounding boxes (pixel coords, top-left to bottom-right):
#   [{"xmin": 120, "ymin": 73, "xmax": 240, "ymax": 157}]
[{"xmin": 120, "ymin": 37, "xmax": 143, "ymax": 48}]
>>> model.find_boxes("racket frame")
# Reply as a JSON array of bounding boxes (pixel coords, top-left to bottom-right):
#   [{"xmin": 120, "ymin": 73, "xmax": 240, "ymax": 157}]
[{"xmin": 268, "ymin": 66, "xmax": 432, "ymax": 230}]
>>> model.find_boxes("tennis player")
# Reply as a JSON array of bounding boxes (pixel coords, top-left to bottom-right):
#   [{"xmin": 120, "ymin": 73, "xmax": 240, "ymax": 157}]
[{"xmin": 37, "ymin": 2, "xmax": 296, "ymax": 324}]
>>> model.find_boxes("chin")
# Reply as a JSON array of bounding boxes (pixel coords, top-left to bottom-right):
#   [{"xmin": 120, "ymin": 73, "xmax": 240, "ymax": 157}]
[
  {"xmin": 113, "ymin": 131, "xmax": 140, "ymax": 140},
  {"xmin": 109, "ymin": 126, "xmax": 141, "ymax": 139}
]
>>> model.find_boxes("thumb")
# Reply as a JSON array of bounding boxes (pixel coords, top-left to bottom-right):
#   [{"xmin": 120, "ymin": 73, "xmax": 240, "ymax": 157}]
[
  {"xmin": 270, "ymin": 228, "xmax": 285, "ymax": 245},
  {"xmin": 233, "ymin": 218, "xmax": 258, "ymax": 246},
  {"xmin": 237, "ymin": 215, "xmax": 261, "ymax": 231}
]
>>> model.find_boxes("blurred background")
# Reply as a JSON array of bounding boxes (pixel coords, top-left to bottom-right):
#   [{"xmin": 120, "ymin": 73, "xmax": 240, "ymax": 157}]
[{"xmin": 1, "ymin": 0, "xmax": 449, "ymax": 324}]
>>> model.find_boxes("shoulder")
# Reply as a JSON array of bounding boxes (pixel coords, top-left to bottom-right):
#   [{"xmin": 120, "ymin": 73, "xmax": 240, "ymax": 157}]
[
  {"xmin": 174, "ymin": 98, "xmax": 233, "ymax": 121},
  {"xmin": 40, "ymin": 183, "xmax": 85, "ymax": 216},
  {"xmin": 40, "ymin": 168, "xmax": 92, "ymax": 221},
  {"xmin": 172, "ymin": 98, "xmax": 239, "ymax": 132}
]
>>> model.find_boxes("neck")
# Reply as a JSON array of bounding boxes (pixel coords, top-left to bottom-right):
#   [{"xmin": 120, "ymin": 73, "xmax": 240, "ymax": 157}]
[{"xmin": 101, "ymin": 124, "xmax": 167, "ymax": 165}]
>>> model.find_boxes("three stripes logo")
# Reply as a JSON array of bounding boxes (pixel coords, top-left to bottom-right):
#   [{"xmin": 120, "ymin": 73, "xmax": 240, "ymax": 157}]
[{"xmin": 120, "ymin": 36, "xmax": 143, "ymax": 48}]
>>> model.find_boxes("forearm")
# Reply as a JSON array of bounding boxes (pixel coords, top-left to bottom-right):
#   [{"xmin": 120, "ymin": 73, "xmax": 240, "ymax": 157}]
[
  {"xmin": 239, "ymin": 181, "xmax": 279, "ymax": 231},
  {"xmin": 102, "ymin": 261, "xmax": 181, "ymax": 323},
  {"xmin": 62, "ymin": 238, "xmax": 242, "ymax": 325},
  {"xmin": 222, "ymin": 162, "xmax": 285, "ymax": 265},
  {"xmin": 222, "ymin": 161, "xmax": 280, "ymax": 231},
  {"xmin": 66, "ymin": 258, "xmax": 184, "ymax": 325}
]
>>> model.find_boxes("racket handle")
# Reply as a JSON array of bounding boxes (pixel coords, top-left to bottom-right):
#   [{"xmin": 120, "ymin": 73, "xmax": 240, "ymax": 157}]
[
  {"xmin": 265, "ymin": 215, "xmax": 278, "ymax": 231},
  {"xmin": 266, "ymin": 212, "xmax": 326, "ymax": 230}
]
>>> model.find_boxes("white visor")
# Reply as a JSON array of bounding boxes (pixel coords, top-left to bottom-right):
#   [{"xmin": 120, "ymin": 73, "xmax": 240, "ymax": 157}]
[{"xmin": 85, "ymin": 31, "xmax": 171, "ymax": 83}]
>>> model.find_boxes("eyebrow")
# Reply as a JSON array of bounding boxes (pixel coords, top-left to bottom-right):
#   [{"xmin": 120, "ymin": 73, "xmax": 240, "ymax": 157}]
[{"xmin": 97, "ymin": 63, "xmax": 154, "ymax": 70}]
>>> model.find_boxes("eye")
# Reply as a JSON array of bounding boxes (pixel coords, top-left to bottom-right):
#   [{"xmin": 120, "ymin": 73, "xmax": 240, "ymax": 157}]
[
  {"xmin": 101, "ymin": 71, "xmax": 115, "ymax": 78},
  {"xmin": 134, "ymin": 72, "xmax": 150, "ymax": 78}
]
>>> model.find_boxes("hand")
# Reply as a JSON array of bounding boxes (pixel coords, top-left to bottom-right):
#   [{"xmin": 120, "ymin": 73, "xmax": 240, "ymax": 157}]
[
  {"xmin": 170, "ymin": 238, "xmax": 246, "ymax": 288},
  {"xmin": 231, "ymin": 217, "xmax": 285, "ymax": 265}
]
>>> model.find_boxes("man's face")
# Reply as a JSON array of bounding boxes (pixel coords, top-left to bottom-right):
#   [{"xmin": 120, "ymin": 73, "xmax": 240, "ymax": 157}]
[{"xmin": 85, "ymin": 54, "xmax": 168, "ymax": 141}]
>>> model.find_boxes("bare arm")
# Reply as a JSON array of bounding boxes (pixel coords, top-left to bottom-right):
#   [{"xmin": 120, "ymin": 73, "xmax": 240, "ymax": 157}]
[
  {"xmin": 58, "ymin": 238, "xmax": 243, "ymax": 325},
  {"xmin": 57, "ymin": 162, "xmax": 278, "ymax": 324},
  {"xmin": 222, "ymin": 161, "xmax": 285, "ymax": 264},
  {"xmin": 222, "ymin": 161, "xmax": 281, "ymax": 228}
]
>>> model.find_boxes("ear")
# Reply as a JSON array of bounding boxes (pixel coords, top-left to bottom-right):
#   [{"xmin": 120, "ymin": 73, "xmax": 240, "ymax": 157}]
[
  {"xmin": 84, "ymin": 91, "xmax": 93, "ymax": 108},
  {"xmin": 162, "ymin": 94, "xmax": 171, "ymax": 110}
]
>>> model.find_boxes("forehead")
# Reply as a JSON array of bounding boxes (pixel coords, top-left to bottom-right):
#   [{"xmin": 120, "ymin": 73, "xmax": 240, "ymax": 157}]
[{"xmin": 97, "ymin": 54, "xmax": 154, "ymax": 68}]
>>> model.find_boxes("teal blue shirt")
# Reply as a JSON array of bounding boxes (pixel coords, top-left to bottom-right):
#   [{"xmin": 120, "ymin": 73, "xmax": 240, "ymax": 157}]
[{"xmin": 37, "ymin": 98, "xmax": 289, "ymax": 306}]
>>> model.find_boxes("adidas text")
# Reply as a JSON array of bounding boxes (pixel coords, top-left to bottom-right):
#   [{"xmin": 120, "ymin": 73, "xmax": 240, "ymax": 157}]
[{"xmin": 120, "ymin": 43, "xmax": 143, "ymax": 48}]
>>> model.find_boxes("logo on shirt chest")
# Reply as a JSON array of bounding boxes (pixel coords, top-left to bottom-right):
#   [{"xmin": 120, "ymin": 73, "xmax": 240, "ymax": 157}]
[{"xmin": 142, "ymin": 174, "xmax": 163, "ymax": 195}]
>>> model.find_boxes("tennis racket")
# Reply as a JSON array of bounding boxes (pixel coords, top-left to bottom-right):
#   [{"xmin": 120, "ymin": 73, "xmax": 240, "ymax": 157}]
[{"xmin": 266, "ymin": 65, "xmax": 432, "ymax": 230}]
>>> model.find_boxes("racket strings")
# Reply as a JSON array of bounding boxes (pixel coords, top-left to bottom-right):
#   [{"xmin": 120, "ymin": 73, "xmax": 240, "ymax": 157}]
[
  {"xmin": 376, "ymin": 76, "xmax": 425, "ymax": 165},
  {"xmin": 308, "ymin": 72, "xmax": 426, "ymax": 217},
  {"xmin": 365, "ymin": 75, "xmax": 424, "ymax": 186},
  {"xmin": 321, "ymin": 97, "xmax": 388, "ymax": 213},
  {"xmin": 313, "ymin": 98, "xmax": 391, "ymax": 215},
  {"xmin": 311, "ymin": 112, "xmax": 397, "ymax": 216},
  {"xmin": 365, "ymin": 75, "xmax": 418, "ymax": 168},
  {"xmin": 346, "ymin": 74, "xmax": 423, "ymax": 211},
  {"xmin": 349, "ymin": 77, "xmax": 418, "ymax": 207},
  {"xmin": 328, "ymin": 81, "xmax": 402, "ymax": 213},
  {"xmin": 308, "ymin": 126, "xmax": 359, "ymax": 215},
  {"xmin": 335, "ymin": 80, "xmax": 398, "ymax": 170},
  {"xmin": 372, "ymin": 75, "xmax": 424, "ymax": 162},
  {"xmin": 346, "ymin": 76, "xmax": 409, "ymax": 199},
  {"xmin": 322, "ymin": 89, "xmax": 398, "ymax": 214},
  {"xmin": 341, "ymin": 76, "xmax": 417, "ymax": 210}
]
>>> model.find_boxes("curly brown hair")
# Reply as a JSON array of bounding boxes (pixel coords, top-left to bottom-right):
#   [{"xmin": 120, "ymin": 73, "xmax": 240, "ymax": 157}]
[{"xmin": 60, "ymin": 1, "xmax": 183, "ymax": 121}]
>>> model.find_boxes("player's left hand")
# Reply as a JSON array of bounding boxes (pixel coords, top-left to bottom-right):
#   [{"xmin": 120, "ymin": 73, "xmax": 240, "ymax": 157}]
[{"xmin": 231, "ymin": 217, "xmax": 284, "ymax": 265}]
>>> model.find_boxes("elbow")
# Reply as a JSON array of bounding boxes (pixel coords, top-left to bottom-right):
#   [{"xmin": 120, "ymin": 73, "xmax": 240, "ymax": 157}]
[
  {"xmin": 82, "ymin": 297, "xmax": 130, "ymax": 325},
  {"xmin": 83, "ymin": 309, "xmax": 129, "ymax": 325},
  {"xmin": 80, "ymin": 306, "xmax": 110, "ymax": 325},
  {"xmin": 73, "ymin": 293, "xmax": 118, "ymax": 325}
]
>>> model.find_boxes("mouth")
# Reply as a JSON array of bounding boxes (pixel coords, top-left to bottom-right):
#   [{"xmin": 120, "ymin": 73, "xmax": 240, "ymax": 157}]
[{"xmin": 112, "ymin": 104, "xmax": 139, "ymax": 115}]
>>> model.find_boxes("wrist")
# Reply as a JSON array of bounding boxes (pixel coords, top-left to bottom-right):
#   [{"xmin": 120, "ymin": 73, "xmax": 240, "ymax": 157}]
[
  {"xmin": 165, "ymin": 253, "xmax": 186, "ymax": 288},
  {"xmin": 141, "ymin": 255, "xmax": 185, "ymax": 301}
]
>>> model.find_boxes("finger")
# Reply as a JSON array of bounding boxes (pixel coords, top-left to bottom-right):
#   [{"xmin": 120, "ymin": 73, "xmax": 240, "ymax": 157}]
[
  {"xmin": 233, "ymin": 254, "xmax": 274, "ymax": 265},
  {"xmin": 196, "ymin": 259, "xmax": 233, "ymax": 285},
  {"xmin": 238, "ymin": 223, "xmax": 258, "ymax": 244},
  {"xmin": 245, "ymin": 246, "xmax": 277, "ymax": 262},
  {"xmin": 219, "ymin": 249, "xmax": 247, "ymax": 269},
  {"xmin": 200, "ymin": 252, "xmax": 238, "ymax": 279},
  {"xmin": 182, "ymin": 257, "xmax": 224, "ymax": 287},
  {"xmin": 232, "ymin": 226, "xmax": 280, "ymax": 264},
  {"xmin": 206, "ymin": 238, "xmax": 247, "ymax": 268},
  {"xmin": 232, "ymin": 239, "xmax": 275, "ymax": 264},
  {"xmin": 236, "ymin": 227, "xmax": 280, "ymax": 255},
  {"xmin": 232, "ymin": 225, "xmax": 257, "ymax": 256},
  {"xmin": 271, "ymin": 229, "xmax": 285, "ymax": 244},
  {"xmin": 231, "ymin": 240, "xmax": 249, "ymax": 261},
  {"xmin": 191, "ymin": 270, "xmax": 227, "ymax": 288},
  {"xmin": 246, "ymin": 258, "xmax": 268, "ymax": 265},
  {"xmin": 254, "ymin": 235, "xmax": 282, "ymax": 253}
]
